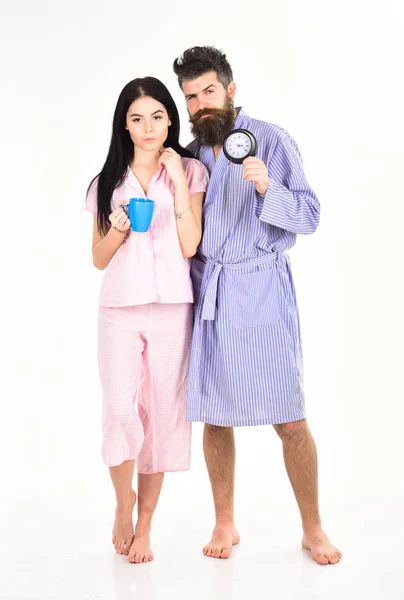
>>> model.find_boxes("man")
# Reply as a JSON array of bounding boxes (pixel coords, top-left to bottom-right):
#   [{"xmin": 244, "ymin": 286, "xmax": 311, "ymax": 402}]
[{"xmin": 172, "ymin": 46, "xmax": 341, "ymax": 566}]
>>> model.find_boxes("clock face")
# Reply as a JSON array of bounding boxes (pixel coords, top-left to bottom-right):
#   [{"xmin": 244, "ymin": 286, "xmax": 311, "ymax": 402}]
[{"xmin": 225, "ymin": 132, "xmax": 252, "ymax": 159}]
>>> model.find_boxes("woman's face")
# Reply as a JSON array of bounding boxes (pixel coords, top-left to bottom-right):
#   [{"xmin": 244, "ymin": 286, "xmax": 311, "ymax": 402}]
[{"xmin": 125, "ymin": 96, "xmax": 171, "ymax": 152}]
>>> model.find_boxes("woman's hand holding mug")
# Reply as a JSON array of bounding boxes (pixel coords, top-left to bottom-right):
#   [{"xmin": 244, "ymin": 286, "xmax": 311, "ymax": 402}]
[{"xmin": 109, "ymin": 204, "xmax": 131, "ymax": 234}]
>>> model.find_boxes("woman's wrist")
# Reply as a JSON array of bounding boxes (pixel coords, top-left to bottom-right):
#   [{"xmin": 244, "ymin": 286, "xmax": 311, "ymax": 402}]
[
  {"xmin": 174, "ymin": 204, "xmax": 192, "ymax": 220},
  {"xmin": 109, "ymin": 224, "xmax": 130, "ymax": 236}
]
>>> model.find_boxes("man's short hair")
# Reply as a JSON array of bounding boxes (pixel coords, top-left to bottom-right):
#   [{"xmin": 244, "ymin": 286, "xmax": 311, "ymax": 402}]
[{"xmin": 173, "ymin": 46, "xmax": 233, "ymax": 90}]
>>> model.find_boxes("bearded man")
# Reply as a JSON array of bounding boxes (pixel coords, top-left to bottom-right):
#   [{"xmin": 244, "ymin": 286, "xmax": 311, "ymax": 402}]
[{"xmin": 172, "ymin": 46, "xmax": 341, "ymax": 566}]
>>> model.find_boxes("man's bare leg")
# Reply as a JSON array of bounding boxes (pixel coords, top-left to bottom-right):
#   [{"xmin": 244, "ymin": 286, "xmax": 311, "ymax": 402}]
[
  {"xmin": 273, "ymin": 419, "xmax": 342, "ymax": 565},
  {"xmin": 109, "ymin": 460, "xmax": 137, "ymax": 555},
  {"xmin": 203, "ymin": 424, "xmax": 240, "ymax": 559},
  {"xmin": 128, "ymin": 472, "xmax": 164, "ymax": 563}
]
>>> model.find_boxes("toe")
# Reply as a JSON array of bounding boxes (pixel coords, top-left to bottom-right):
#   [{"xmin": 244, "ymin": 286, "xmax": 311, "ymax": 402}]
[
  {"xmin": 326, "ymin": 551, "xmax": 340, "ymax": 563},
  {"xmin": 314, "ymin": 553, "xmax": 329, "ymax": 565},
  {"xmin": 128, "ymin": 544, "xmax": 136, "ymax": 562}
]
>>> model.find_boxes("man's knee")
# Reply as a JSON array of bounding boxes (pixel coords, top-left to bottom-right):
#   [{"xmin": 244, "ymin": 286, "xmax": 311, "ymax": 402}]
[
  {"xmin": 204, "ymin": 423, "xmax": 233, "ymax": 438},
  {"xmin": 273, "ymin": 419, "xmax": 307, "ymax": 441}
]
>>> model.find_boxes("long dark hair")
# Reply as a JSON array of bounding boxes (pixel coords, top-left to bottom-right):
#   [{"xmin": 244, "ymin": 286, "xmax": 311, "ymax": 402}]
[{"xmin": 88, "ymin": 77, "xmax": 193, "ymax": 234}]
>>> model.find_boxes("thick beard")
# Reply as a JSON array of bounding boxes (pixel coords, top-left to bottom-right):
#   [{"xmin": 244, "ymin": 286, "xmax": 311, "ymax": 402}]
[{"xmin": 189, "ymin": 96, "xmax": 236, "ymax": 146}]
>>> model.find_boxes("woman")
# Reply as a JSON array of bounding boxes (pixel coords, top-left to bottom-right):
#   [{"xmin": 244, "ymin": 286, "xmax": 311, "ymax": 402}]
[{"xmin": 85, "ymin": 77, "xmax": 208, "ymax": 564}]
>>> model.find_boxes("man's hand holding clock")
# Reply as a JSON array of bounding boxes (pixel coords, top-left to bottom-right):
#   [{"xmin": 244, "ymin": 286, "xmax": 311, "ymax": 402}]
[{"xmin": 223, "ymin": 128, "xmax": 269, "ymax": 195}]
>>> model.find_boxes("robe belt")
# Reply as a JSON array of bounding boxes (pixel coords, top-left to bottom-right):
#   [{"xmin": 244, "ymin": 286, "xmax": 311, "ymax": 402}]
[{"xmin": 200, "ymin": 251, "xmax": 284, "ymax": 321}]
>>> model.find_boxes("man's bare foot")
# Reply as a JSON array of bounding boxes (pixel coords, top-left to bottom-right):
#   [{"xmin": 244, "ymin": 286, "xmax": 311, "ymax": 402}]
[
  {"xmin": 128, "ymin": 530, "xmax": 153, "ymax": 564},
  {"xmin": 203, "ymin": 523, "xmax": 240, "ymax": 559},
  {"xmin": 302, "ymin": 528, "xmax": 342, "ymax": 565},
  {"xmin": 112, "ymin": 490, "xmax": 136, "ymax": 555}
]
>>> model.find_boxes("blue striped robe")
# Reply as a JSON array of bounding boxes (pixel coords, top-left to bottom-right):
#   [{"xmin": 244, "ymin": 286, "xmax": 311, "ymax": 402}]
[{"xmin": 186, "ymin": 108, "xmax": 320, "ymax": 426}]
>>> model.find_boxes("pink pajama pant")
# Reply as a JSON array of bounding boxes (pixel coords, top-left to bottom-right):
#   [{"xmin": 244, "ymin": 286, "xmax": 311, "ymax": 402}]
[{"xmin": 97, "ymin": 303, "xmax": 193, "ymax": 473}]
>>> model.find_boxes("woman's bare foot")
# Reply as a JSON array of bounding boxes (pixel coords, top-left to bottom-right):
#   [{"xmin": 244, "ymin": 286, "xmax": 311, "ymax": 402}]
[
  {"xmin": 128, "ymin": 530, "xmax": 153, "ymax": 564},
  {"xmin": 112, "ymin": 490, "xmax": 136, "ymax": 555},
  {"xmin": 203, "ymin": 523, "xmax": 240, "ymax": 559},
  {"xmin": 302, "ymin": 527, "xmax": 342, "ymax": 565}
]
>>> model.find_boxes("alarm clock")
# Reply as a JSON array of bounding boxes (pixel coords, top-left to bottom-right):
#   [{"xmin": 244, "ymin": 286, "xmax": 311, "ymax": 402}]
[{"xmin": 223, "ymin": 128, "xmax": 258, "ymax": 164}]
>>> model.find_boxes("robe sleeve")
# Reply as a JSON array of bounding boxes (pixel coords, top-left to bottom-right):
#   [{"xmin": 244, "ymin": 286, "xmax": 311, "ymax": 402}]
[{"xmin": 254, "ymin": 132, "xmax": 320, "ymax": 234}]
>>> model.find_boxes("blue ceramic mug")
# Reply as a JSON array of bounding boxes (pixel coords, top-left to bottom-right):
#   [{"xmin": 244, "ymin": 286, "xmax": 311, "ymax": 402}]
[{"xmin": 121, "ymin": 198, "xmax": 154, "ymax": 232}]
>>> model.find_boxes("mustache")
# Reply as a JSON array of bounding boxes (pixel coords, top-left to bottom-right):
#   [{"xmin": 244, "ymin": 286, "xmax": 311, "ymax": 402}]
[{"xmin": 189, "ymin": 108, "xmax": 228, "ymax": 124}]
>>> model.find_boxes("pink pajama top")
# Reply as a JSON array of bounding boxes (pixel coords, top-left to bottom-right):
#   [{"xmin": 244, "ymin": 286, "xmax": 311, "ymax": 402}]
[{"xmin": 86, "ymin": 157, "xmax": 209, "ymax": 307}]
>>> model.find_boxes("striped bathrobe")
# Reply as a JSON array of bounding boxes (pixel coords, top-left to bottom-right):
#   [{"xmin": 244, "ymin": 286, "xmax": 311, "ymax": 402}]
[{"xmin": 186, "ymin": 108, "xmax": 320, "ymax": 426}]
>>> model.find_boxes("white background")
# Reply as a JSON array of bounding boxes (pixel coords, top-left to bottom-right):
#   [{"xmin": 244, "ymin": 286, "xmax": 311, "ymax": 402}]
[{"xmin": 1, "ymin": 0, "xmax": 403, "ymax": 598}]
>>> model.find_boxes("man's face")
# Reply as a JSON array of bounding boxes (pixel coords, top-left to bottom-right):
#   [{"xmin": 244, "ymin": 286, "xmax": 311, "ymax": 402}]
[
  {"xmin": 182, "ymin": 71, "xmax": 236, "ymax": 146},
  {"xmin": 183, "ymin": 71, "xmax": 233, "ymax": 115}
]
